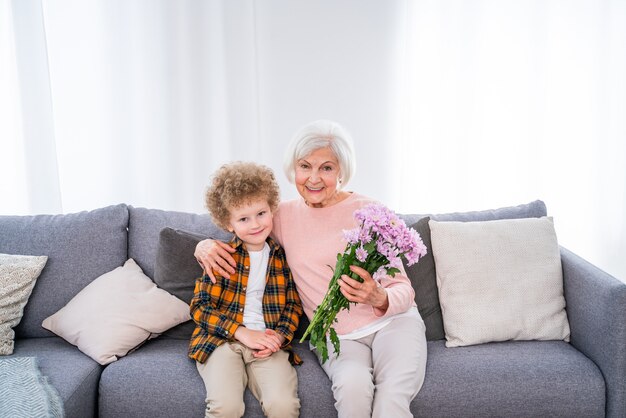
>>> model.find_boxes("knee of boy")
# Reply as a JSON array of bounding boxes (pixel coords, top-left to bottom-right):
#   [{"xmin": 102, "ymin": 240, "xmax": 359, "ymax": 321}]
[
  {"xmin": 206, "ymin": 400, "xmax": 245, "ymax": 418},
  {"xmin": 261, "ymin": 395, "xmax": 300, "ymax": 418}
]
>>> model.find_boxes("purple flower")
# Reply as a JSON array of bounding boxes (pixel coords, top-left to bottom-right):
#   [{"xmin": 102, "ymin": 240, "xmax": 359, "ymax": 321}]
[
  {"xmin": 343, "ymin": 228, "xmax": 360, "ymax": 245},
  {"xmin": 355, "ymin": 245, "xmax": 368, "ymax": 263},
  {"xmin": 352, "ymin": 203, "xmax": 426, "ymax": 268},
  {"xmin": 358, "ymin": 229, "xmax": 373, "ymax": 244},
  {"xmin": 372, "ymin": 266, "xmax": 387, "ymax": 281},
  {"xmin": 388, "ymin": 256, "xmax": 403, "ymax": 270}
]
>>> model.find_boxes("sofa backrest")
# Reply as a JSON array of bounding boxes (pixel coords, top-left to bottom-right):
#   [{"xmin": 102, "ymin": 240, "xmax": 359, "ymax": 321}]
[
  {"xmin": 0, "ymin": 200, "xmax": 547, "ymax": 340},
  {"xmin": 127, "ymin": 206, "xmax": 231, "ymax": 281},
  {"xmin": 399, "ymin": 199, "xmax": 547, "ymax": 225},
  {"xmin": 0, "ymin": 204, "xmax": 129, "ymax": 338}
]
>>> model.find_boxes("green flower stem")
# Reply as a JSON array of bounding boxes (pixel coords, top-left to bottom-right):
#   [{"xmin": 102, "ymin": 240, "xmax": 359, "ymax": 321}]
[
  {"xmin": 300, "ymin": 270, "xmax": 344, "ymax": 342},
  {"xmin": 299, "ymin": 242, "xmax": 392, "ymax": 363}
]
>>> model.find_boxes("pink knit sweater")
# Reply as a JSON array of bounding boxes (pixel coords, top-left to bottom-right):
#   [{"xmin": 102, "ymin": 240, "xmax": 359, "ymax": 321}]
[{"xmin": 272, "ymin": 193, "xmax": 416, "ymax": 335}]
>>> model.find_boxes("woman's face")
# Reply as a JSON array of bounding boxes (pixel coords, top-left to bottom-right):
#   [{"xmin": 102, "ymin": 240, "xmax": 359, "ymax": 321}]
[{"xmin": 294, "ymin": 147, "xmax": 342, "ymax": 208}]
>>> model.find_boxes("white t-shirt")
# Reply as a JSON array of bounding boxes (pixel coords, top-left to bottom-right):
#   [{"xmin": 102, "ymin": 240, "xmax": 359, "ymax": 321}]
[{"xmin": 242, "ymin": 242, "xmax": 269, "ymax": 331}]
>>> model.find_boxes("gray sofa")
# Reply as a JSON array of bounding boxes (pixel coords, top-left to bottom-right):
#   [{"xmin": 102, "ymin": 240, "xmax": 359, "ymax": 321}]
[{"xmin": 2, "ymin": 200, "xmax": 625, "ymax": 418}]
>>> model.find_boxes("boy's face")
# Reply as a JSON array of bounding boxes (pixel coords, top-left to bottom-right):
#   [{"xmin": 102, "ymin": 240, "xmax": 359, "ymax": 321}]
[{"xmin": 227, "ymin": 198, "xmax": 273, "ymax": 252}]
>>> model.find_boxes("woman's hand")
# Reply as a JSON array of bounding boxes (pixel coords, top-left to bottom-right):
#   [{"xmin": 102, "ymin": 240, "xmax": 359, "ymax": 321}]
[
  {"xmin": 339, "ymin": 265, "xmax": 389, "ymax": 311},
  {"xmin": 194, "ymin": 239, "xmax": 237, "ymax": 284}
]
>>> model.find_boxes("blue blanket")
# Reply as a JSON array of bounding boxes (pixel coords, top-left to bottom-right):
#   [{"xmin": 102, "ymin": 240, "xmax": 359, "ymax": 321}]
[{"xmin": 0, "ymin": 357, "xmax": 64, "ymax": 418}]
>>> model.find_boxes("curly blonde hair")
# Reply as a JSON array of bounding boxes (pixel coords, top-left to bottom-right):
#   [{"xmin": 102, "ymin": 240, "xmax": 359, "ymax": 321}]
[{"xmin": 205, "ymin": 161, "xmax": 280, "ymax": 231}]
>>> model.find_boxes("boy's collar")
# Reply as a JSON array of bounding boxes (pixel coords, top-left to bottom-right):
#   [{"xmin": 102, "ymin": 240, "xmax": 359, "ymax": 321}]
[{"xmin": 229, "ymin": 236, "xmax": 280, "ymax": 252}]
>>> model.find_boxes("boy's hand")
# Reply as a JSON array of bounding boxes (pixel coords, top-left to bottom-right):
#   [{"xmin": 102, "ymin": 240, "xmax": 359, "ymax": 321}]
[
  {"xmin": 253, "ymin": 329, "xmax": 286, "ymax": 358},
  {"xmin": 195, "ymin": 239, "xmax": 236, "ymax": 284},
  {"xmin": 234, "ymin": 327, "xmax": 281, "ymax": 352}
]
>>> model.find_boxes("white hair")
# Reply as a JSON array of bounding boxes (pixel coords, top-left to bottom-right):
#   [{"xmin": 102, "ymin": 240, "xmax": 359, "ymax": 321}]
[{"xmin": 283, "ymin": 120, "xmax": 356, "ymax": 188}]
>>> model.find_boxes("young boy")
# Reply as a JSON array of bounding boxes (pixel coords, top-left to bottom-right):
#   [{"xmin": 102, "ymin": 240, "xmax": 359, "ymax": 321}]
[{"xmin": 188, "ymin": 161, "xmax": 302, "ymax": 418}]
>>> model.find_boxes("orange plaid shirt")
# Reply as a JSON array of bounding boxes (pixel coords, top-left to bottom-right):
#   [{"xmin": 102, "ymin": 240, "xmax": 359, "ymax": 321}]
[{"xmin": 188, "ymin": 237, "xmax": 302, "ymax": 364}]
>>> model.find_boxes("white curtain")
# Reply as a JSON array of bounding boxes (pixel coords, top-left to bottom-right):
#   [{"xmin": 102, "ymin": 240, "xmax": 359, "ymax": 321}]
[
  {"xmin": 395, "ymin": 0, "xmax": 626, "ymax": 282},
  {"xmin": 1, "ymin": 0, "xmax": 625, "ymax": 281},
  {"xmin": 1, "ymin": 0, "xmax": 61, "ymax": 214}
]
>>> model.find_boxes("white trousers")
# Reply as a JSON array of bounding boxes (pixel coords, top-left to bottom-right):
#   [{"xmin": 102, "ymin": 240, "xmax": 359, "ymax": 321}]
[
  {"xmin": 196, "ymin": 343, "xmax": 300, "ymax": 418},
  {"xmin": 317, "ymin": 315, "xmax": 427, "ymax": 418}
]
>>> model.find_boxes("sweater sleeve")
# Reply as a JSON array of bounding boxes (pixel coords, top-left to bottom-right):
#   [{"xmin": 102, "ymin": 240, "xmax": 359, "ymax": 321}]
[{"xmin": 372, "ymin": 265, "xmax": 416, "ymax": 317}]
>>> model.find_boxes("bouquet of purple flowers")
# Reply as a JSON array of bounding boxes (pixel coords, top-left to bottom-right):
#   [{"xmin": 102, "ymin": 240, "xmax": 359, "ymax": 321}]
[{"xmin": 300, "ymin": 203, "xmax": 427, "ymax": 362}]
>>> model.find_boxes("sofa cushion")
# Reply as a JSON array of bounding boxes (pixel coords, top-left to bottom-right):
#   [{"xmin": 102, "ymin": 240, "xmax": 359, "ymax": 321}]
[
  {"xmin": 290, "ymin": 343, "xmax": 337, "ymax": 417},
  {"xmin": 402, "ymin": 218, "xmax": 444, "ymax": 341},
  {"xmin": 99, "ymin": 339, "xmax": 206, "ymax": 418},
  {"xmin": 412, "ymin": 340, "xmax": 605, "ymax": 417},
  {"xmin": 10, "ymin": 337, "xmax": 102, "ymax": 418},
  {"xmin": 128, "ymin": 207, "xmax": 231, "ymax": 281},
  {"xmin": 0, "ymin": 204, "xmax": 129, "ymax": 339},
  {"xmin": 99, "ymin": 339, "xmax": 336, "ymax": 418},
  {"xmin": 429, "ymin": 217, "xmax": 570, "ymax": 347},
  {"xmin": 398, "ymin": 200, "xmax": 548, "ymax": 341},
  {"xmin": 154, "ymin": 228, "xmax": 207, "ymax": 339},
  {"xmin": 154, "ymin": 228, "xmax": 206, "ymax": 304},
  {"xmin": 0, "ymin": 254, "xmax": 48, "ymax": 354},
  {"xmin": 42, "ymin": 259, "xmax": 190, "ymax": 365}
]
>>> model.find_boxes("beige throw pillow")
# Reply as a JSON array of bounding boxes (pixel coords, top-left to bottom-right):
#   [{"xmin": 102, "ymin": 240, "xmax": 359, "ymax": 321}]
[
  {"xmin": 0, "ymin": 253, "xmax": 48, "ymax": 355},
  {"xmin": 429, "ymin": 217, "xmax": 570, "ymax": 347},
  {"xmin": 42, "ymin": 258, "xmax": 190, "ymax": 365}
]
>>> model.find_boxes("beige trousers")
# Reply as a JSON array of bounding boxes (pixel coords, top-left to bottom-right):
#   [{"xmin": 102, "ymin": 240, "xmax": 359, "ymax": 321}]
[
  {"xmin": 196, "ymin": 343, "xmax": 300, "ymax": 418},
  {"xmin": 317, "ymin": 315, "xmax": 427, "ymax": 418}
]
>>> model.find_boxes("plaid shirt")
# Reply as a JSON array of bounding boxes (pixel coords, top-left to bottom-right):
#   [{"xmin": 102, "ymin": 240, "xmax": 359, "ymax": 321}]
[{"xmin": 188, "ymin": 237, "xmax": 302, "ymax": 364}]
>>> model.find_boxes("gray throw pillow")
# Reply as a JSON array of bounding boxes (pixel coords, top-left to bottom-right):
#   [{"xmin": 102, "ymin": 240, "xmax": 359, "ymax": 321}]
[
  {"xmin": 403, "ymin": 217, "xmax": 445, "ymax": 341},
  {"xmin": 153, "ymin": 227, "xmax": 207, "ymax": 339}
]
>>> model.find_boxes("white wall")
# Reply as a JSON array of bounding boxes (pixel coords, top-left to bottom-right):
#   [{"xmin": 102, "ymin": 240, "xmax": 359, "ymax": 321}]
[{"xmin": 3, "ymin": 0, "xmax": 625, "ymax": 282}]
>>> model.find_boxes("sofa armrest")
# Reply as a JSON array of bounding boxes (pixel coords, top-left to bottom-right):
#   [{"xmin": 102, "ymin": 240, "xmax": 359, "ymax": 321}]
[{"xmin": 561, "ymin": 247, "xmax": 626, "ymax": 418}]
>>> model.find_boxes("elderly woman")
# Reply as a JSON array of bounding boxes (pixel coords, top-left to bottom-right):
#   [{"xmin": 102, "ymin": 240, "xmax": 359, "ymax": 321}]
[{"xmin": 195, "ymin": 120, "xmax": 427, "ymax": 418}]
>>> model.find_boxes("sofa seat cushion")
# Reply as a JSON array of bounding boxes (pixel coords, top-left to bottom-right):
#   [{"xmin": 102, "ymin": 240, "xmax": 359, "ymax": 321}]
[
  {"xmin": 99, "ymin": 339, "xmax": 336, "ymax": 418},
  {"xmin": 290, "ymin": 342, "xmax": 337, "ymax": 417},
  {"xmin": 413, "ymin": 340, "xmax": 605, "ymax": 418},
  {"xmin": 99, "ymin": 339, "xmax": 205, "ymax": 418},
  {"xmin": 11, "ymin": 337, "xmax": 102, "ymax": 418}
]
